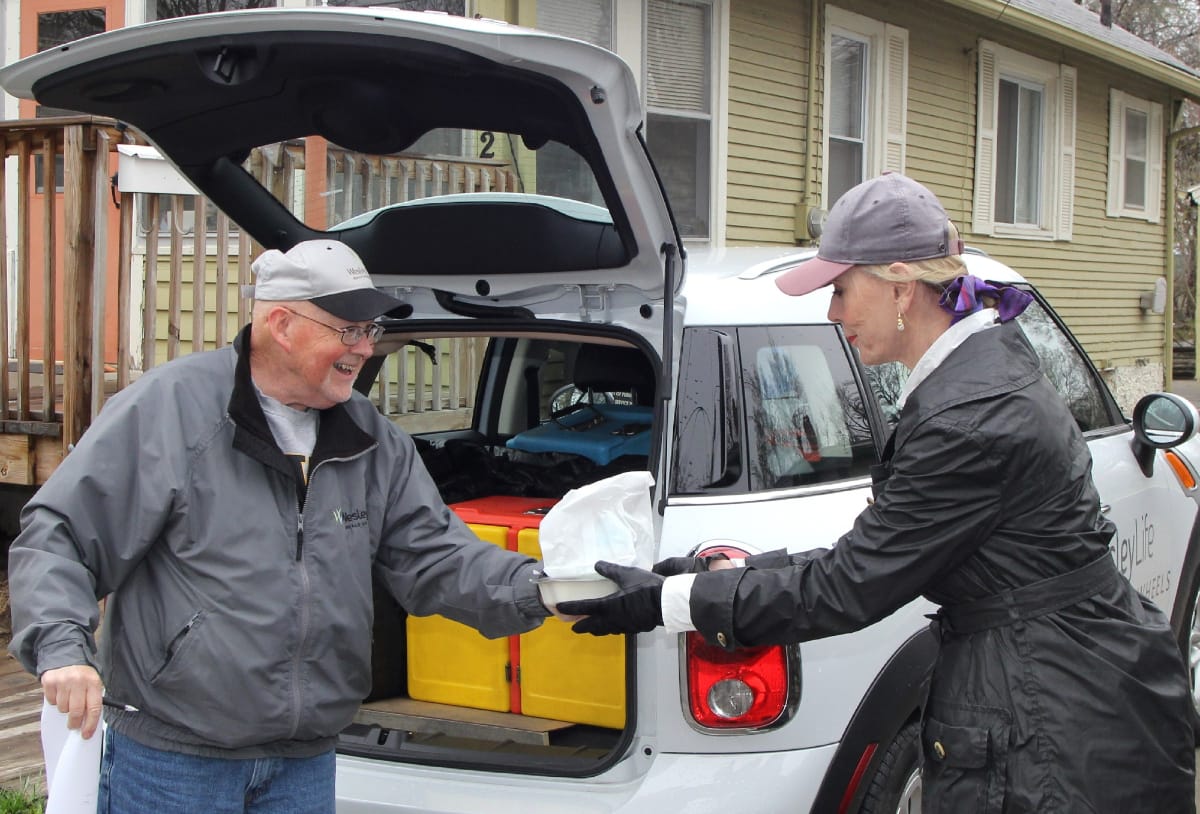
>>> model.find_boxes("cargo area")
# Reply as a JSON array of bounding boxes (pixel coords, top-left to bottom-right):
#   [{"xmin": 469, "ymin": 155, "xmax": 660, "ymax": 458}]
[{"xmin": 338, "ymin": 333, "xmax": 655, "ymax": 771}]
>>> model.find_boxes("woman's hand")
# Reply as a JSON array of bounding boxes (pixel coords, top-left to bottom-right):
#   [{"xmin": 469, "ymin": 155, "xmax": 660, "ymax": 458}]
[
  {"xmin": 651, "ymin": 552, "xmax": 733, "ymax": 576},
  {"xmin": 556, "ymin": 562, "xmax": 665, "ymax": 635}
]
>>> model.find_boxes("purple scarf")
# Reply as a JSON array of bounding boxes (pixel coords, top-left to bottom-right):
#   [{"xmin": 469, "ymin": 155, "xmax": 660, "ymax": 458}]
[{"xmin": 939, "ymin": 275, "xmax": 1033, "ymax": 325}]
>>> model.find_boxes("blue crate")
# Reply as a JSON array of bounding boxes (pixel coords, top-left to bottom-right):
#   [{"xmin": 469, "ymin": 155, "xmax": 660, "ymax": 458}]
[{"xmin": 506, "ymin": 404, "xmax": 653, "ymax": 465}]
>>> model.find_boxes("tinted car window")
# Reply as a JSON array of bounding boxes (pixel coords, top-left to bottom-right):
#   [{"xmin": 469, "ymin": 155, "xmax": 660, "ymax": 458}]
[
  {"xmin": 865, "ymin": 297, "xmax": 1117, "ymax": 434},
  {"xmin": 672, "ymin": 328, "xmax": 742, "ymax": 495},
  {"xmin": 1016, "ymin": 298, "xmax": 1116, "ymax": 432},
  {"xmin": 739, "ymin": 326, "xmax": 877, "ymax": 490}
]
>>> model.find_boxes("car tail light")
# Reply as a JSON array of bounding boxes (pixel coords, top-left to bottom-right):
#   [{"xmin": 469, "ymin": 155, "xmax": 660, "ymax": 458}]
[
  {"xmin": 683, "ymin": 544, "xmax": 794, "ymax": 730},
  {"xmin": 685, "ymin": 632, "xmax": 789, "ymax": 728}
]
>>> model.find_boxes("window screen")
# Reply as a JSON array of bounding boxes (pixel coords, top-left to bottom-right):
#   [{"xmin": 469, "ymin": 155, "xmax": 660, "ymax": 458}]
[
  {"xmin": 645, "ymin": 0, "xmax": 712, "ymax": 239},
  {"xmin": 828, "ymin": 33, "xmax": 867, "ymax": 205}
]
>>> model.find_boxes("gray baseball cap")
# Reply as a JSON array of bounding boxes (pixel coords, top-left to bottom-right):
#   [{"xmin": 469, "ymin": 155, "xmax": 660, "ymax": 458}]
[
  {"xmin": 776, "ymin": 173, "xmax": 964, "ymax": 297},
  {"xmin": 249, "ymin": 239, "xmax": 403, "ymax": 321}
]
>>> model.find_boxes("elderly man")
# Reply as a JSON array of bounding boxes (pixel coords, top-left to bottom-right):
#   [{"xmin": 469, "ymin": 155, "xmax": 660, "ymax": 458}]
[{"xmin": 7, "ymin": 240, "xmax": 551, "ymax": 813}]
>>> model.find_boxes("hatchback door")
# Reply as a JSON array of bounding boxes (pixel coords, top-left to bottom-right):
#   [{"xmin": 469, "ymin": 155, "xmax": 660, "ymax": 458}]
[
  {"xmin": 0, "ymin": 4, "xmax": 687, "ymax": 791},
  {"xmin": 0, "ymin": 8, "xmax": 681, "ymax": 327}
]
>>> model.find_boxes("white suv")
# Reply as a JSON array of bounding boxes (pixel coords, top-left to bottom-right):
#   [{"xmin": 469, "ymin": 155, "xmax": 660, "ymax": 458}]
[{"xmin": 5, "ymin": 9, "xmax": 1198, "ymax": 812}]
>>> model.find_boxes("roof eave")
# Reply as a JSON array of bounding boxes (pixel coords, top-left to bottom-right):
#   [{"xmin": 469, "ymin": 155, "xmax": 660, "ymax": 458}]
[{"xmin": 941, "ymin": 0, "xmax": 1200, "ymax": 103}]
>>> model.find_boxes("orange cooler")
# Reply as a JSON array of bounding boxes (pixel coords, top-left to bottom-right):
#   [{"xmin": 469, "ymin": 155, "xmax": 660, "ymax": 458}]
[{"xmin": 406, "ymin": 496, "xmax": 626, "ymax": 728}]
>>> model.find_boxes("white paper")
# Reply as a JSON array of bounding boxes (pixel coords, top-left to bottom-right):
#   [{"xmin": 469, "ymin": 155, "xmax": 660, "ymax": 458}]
[
  {"xmin": 539, "ymin": 471, "xmax": 656, "ymax": 578},
  {"xmin": 40, "ymin": 700, "xmax": 104, "ymax": 814}
]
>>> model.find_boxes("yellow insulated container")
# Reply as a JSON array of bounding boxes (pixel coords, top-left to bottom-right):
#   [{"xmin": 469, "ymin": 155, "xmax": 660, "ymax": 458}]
[
  {"xmin": 405, "ymin": 523, "xmax": 512, "ymax": 712},
  {"xmin": 517, "ymin": 527, "xmax": 626, "ymax": 729}
]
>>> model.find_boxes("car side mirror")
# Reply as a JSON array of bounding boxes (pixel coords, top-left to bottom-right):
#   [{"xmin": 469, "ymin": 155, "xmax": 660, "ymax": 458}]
[{"xmin": 1130, "ymin": 392, "xmax": 1199, "ymax": 477}]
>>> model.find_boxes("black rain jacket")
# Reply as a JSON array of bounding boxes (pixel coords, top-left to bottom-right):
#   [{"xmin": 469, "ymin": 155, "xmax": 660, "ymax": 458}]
[{"xmin": 689, "ymin": 320, "xmax": 1195, "ymax": 813}]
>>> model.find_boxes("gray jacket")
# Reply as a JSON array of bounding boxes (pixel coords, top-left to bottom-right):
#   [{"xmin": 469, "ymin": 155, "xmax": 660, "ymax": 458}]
[{"xmin": 8, "ymin": 326, "xmax": 548, "ymax": 756}]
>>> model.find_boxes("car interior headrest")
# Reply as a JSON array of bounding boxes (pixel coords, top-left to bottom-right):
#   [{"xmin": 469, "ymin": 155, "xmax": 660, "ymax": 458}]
[{"xmin": 572, "ymin": 344, "xmax": 655, "ymax": 406}]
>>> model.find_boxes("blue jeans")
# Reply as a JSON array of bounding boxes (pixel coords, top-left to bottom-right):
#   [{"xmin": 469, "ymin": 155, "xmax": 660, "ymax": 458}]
[{"xmin": 97, "ymin": 728, "xmax": 335, "ymax": 814}]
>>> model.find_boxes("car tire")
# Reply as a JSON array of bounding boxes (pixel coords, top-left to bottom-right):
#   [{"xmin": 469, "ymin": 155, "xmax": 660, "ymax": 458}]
[
  {"xmin": 858, "ymin": 720, "xmax": 922, "ymax": 814},
  {"xmin": 1174, "ymin": 557, "xmax": 1200, "ymax": 746}
]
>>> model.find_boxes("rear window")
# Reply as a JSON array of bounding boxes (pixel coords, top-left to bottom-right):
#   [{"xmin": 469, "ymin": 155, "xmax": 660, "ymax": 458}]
[
  {"xmin": 739, "ymin": 326, "xmax": 878, "ymax": 490},
  {"xmin": 670, "ymin": 325, "xmax": 880, "ymax": 495},
  {"xmin": 865, "ymin": 293, "xmax": 1122, "ymax": 434}
]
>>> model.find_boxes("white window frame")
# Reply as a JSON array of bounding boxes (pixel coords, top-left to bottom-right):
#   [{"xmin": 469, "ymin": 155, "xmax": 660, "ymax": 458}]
[
  {"xmin": 973, "ymin": 39, "xmax": 1076, "ymax": 241},
  {"xmin": 525, "ymin": 0, "xmax": 727, "ymax": 246},
  {"xmin": 641, "ymin": 0, "xmax": 723, "ymax": 244},
  {"xmin": 1107, "ymin": 89, "xmax": 1163, "ymax": 223},
  {"xmin": 535, "ymin": 0, "xmax": 614, "ymax": 47},
  {"xmin": 822, "ymin": 6, "xmax": 908, "ymax": 206}
]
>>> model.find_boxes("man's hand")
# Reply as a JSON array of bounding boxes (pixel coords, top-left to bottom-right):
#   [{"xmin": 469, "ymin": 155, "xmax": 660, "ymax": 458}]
[
  {"xmin": 557, "ymin": 561, "xmax": 665, "ymax": 636},
  {"xmin": 41, "ymin": 665, "xmax": 104, "ymax": 739}
]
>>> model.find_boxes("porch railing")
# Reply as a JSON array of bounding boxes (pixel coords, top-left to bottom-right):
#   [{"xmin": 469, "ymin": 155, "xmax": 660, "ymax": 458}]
[{"xmin": 0, "ymin": 116, "xmax": 512, "ymax": 484}]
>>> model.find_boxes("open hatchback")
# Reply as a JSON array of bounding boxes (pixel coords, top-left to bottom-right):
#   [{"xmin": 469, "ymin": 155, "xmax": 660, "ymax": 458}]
[{"xmin": 0, "ymin": 3, "xmax": 682, "ymax": 782}]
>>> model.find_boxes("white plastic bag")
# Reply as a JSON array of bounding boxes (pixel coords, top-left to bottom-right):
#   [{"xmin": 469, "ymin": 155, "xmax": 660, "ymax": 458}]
[
  {"xmin": 41, "ymin": 699, "xmax": 105, "ymax": 814},
  {"xmin": 538, "ymin": 471, "xmax": 656, "ymax": 579}
]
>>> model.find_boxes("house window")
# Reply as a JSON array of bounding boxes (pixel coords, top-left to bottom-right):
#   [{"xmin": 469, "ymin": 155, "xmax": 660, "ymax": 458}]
[
  {"xmin": 536, "ymin": 0, "xmax": 613, "ymax": 47},
  {"xmin": 822, "ymin": 7, "xmax": 908, "ymax": 207},
  {"xmin": 535, "ymin": 0, "xmax": 613, "ymax": 206},
  {"xmin": 1107, "ymin": 89, "xmax": 1163, "ymax": 222},
  {"xmin": 996, "ymin": 77, "xmax": 1043, "ymax": 225},
  {"xmin": 147, "ymin": 0, "xmax": 465, "ymax": 19},
  {"xmin": 645, "ymin": 0, "xmax": 713, "ymax": 240},
  {"xmin": 34, "ymin": 7, "xmax": 106, "ymax": 117},
  {"xmin": 147, "ymin": 0, "xmax": 272, "ymax": 20},
  {"xmin": 531, "ymin": 0, "xmax": 722, "ymax": 241},
  {"xmin": 828, "ymin": 34, "xmax": 867, "ymax": 204},
  {"xmin": 139, "ymin": 194, "xmax": 233, "ymax": 240},
  {"xmin": 33, "ymin": 155, "xmax": 65, "ymax": 193},
  {"xmin": 37, "ymin": 8, "xmax": 104, "ymax": 50},
  {"xmin": 973, "ymin": 40, "xmax": 1076, "ymax": 240},
  {"xmin": 323, "ymin": 0, "xmax": 464, "ymax": 11}
]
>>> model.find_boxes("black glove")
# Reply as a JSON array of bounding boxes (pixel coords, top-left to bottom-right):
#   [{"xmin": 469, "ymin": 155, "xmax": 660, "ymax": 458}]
[
  {"xmin": 652, "ymin": 552, "xmax": 731, "ymax": 576},
  {"xmin": 556, "ymin": 561, "xmax": 665, "ymax": 636}
]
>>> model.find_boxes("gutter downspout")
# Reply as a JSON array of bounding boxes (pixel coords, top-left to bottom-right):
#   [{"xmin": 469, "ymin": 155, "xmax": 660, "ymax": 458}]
[
  {"xmin": 800, "ymin": 0, "xmax": 821, "ymax": 242},
  {"xmin": 1165, "ymin": 122, "xmax": 1200, "ymax": 390}
]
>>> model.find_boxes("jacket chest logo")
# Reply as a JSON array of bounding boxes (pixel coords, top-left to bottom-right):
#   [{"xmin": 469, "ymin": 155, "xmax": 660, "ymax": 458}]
[{"xmin": 332, "ymin": 507, "xmax": 369, "ymax": 530}]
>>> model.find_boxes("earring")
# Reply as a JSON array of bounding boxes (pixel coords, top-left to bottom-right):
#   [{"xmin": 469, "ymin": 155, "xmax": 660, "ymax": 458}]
[{"xmin": 897, "ymin": 311, "xmax": 906, "ymax": 332}]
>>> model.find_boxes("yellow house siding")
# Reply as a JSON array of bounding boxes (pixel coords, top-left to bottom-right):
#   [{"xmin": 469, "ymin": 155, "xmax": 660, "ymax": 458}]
[
  {"xmin": 952, "ymin": 49, "xmax": 1170, "ymax": 371},
  {"xmin": 721, "ymin": 0, "xmax": 1173, "ymax": 386},
  {"xmin": 903, "ymin": 36, "xmax": 976, "ymax": 217},
  {"xmin": 151, "ymin": 254, "xmax": 245, "ymax": 364},
  {"xmin": 725, "ymin": 0, "xmax": 811, "ymax": 245},
  {"xmin": 899, "ymin": 5, "xmax": 1170, "ymax": 373}
]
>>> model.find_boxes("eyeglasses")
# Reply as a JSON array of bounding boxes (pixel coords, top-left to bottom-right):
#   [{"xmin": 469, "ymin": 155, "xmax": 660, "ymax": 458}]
[{"xmin": 281, "ymin": 307, "xmax": 384, "ymax": 346}]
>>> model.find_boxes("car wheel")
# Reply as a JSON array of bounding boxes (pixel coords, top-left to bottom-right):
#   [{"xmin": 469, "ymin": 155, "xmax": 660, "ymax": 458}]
[
  {"xmin": 859, "ymin": 720, "xmax": 922, "ymax": 814},
  {"xmin": 1178, "ymin": 561, "xmax": 1200, "ymax": 745}
]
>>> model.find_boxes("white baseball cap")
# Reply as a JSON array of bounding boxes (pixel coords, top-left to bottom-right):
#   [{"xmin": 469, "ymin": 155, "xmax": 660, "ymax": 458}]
[{"xmin": 249, "ymin": 239, "xmax": 403, "ymax": 321}]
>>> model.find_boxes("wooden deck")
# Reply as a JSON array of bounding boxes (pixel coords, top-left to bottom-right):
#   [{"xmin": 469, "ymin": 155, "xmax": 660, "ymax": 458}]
[{"xmin": 0, "ymin": 653, "xmax": 44, "ymax": 794}]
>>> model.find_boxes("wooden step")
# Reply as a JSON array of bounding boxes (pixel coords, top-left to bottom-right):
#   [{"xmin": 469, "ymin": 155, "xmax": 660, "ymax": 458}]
[{"xmin": 355, "ymin": 697, "xmax": 574, "ymax": 746}]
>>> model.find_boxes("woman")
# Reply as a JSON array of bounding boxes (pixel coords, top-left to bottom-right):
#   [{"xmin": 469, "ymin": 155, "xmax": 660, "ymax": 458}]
[{"xmin": 557, "ymin": 173, "xmax": 1196, "ymax": 812}]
